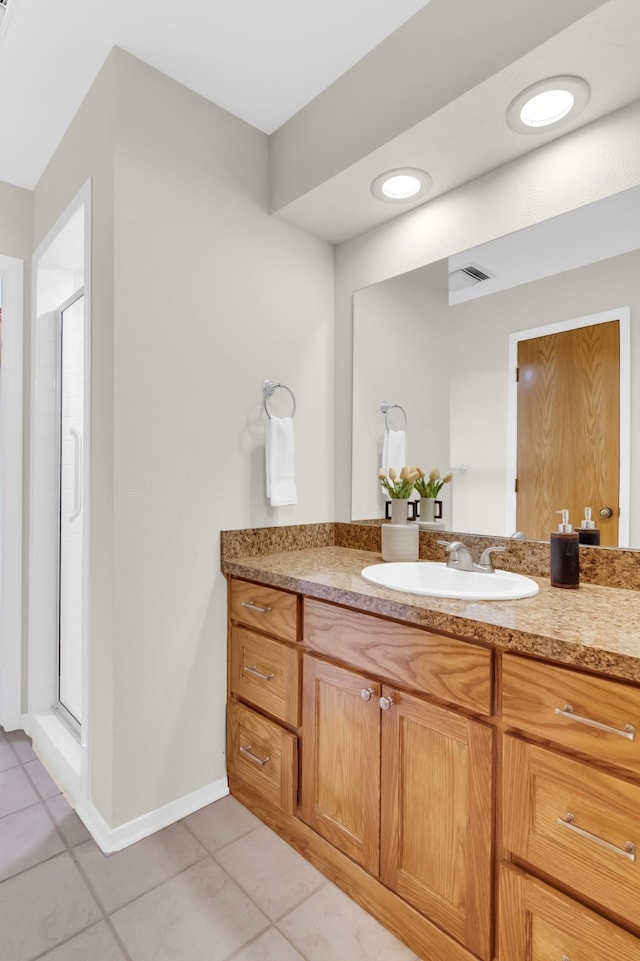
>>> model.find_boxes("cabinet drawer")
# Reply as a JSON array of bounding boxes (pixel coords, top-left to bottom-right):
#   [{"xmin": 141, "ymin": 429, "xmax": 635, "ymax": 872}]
[
  {"xmin": 502, "ymin": 653, "xmax": 640, "ymax": 775},
  {"xmin": 226, "ymin": 701, "xmax": 297, "ymax": 814},
  {"xmin": 500, "ymin": 864, "xmax": 640, "ymax": 961},
  {"xmin": 230, "ymin": 627, "xmax": 300, "ymax": 726},
  {"xmin": 303, "ymin": 598, "xmax": 492, "ymax": 715},
  {"xmin": 503, "ymin": 735, "xmax": 640, "ymax": 928},
  {"xmin": 229, "ymin": 579, "xmax": 298, "ymax": 642}
]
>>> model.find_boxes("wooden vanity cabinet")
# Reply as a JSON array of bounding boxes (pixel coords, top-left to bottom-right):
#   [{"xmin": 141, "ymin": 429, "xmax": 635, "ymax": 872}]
[
  {"xmin": 500, "ymin": 653, "xmax": 640, "ymax": 958},
  {"xmin": 226, "ymin": 574, "xmax": 640, "ymax": 961},
  {"xmin": 300, "ymin": 625, "xmax": 494, "ymax": 960}
]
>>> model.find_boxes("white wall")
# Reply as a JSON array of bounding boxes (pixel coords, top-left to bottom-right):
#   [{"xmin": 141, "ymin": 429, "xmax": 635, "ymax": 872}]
[
  {"xmin": 335, "ymin": 100, "xmax": 640, "ymax": 520},
  {"xmin": 0, "ymin": 183, "xmax": 31, "ymax": 725},
  {"xmin": 110, "ymin": 51, "xmax": 334, "ymax": 826},
  {"xmin": 32, "ymin": 48, "xmax": 334, "ymax": 832}
]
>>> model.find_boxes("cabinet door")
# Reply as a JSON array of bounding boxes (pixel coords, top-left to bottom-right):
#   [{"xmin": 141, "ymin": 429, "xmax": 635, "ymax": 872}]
[
  {"xmin": 380, "ymin": 687, "xmax": 494, "ymax": 960},
  {"xmin": 300, "ymin": 655, "xmax": 381, "ymax": 874}
]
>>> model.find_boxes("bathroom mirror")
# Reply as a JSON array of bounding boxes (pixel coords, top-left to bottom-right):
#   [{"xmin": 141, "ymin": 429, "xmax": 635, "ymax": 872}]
[{"xmin": 351, "ymin": 185, "xmax": 640, "ymax": 546}]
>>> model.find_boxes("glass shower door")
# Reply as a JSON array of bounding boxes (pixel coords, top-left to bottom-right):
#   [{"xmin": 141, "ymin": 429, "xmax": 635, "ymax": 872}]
[{"xmin": 57, "ymin": 292, "xmax": 85, "ymax": 729}]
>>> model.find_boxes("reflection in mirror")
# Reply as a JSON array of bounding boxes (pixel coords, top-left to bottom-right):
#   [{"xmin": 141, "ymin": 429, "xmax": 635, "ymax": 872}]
[{"xmin": 351, "ymin": 187, "xmax": 640, "ymax": 546}]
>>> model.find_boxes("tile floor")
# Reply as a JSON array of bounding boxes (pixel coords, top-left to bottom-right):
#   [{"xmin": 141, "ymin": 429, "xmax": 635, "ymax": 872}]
[{"xmin": 0, "ymin": 727, "xmax": 421, "ymax": 961}]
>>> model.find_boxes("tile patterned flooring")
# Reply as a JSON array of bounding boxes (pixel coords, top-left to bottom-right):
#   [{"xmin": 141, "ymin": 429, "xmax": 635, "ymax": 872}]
[{"xmin": 0, "ymin": 728, "xmax": 420, "ymax": 961}]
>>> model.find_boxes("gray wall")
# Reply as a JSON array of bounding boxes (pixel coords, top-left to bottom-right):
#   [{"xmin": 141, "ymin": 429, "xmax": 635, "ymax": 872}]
[
  {"xmin": 32, "ymin": 49, "xmax": 334, "ymax": 828},
  {"xmin": 0, "ymin": 181, "xmax": 32, "ymax": 261}
]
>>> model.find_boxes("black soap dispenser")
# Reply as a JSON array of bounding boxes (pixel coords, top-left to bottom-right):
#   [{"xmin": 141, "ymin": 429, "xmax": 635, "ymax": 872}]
[
  {"xmin": 550, "ymin": 509, "xmax": 580, "ymax": 589},
  {"xmin": 578, "ymin": 506, "xmax": 601, "ymax": 546}
]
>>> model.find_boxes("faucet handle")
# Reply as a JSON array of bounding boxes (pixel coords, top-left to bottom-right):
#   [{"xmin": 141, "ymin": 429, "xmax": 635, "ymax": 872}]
[
  {"xmin": 477, "ymin": 545, "xmax": 506, "ymax": 572},
  {"xmin": 437, "ymin": 540, "xmax": 463, "ymax": 553}
]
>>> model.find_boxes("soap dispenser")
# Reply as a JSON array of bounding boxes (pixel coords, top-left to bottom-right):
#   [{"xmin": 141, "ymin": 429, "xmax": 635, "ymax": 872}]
[
  {"xmin": 578, "ymin": 506, "xmax": 601, "ymax": 546},
  {"xmin": 550, "ymin": 509, "xmax": 580, "ymax": 589}
]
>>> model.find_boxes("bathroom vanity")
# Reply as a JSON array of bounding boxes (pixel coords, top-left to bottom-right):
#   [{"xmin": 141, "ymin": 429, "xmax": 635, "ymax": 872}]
[{"xmin": 222, "ymin": 524, "xmax": 640, "ymax": 961}]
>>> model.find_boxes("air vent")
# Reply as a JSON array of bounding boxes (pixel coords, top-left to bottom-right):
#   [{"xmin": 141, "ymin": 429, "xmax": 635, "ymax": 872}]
[{"xmin": 448, "ymin": 262, "xmax": 494, "ymax": 292}]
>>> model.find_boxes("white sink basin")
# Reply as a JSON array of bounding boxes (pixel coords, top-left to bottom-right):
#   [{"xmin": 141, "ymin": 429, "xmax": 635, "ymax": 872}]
[{"xmin": 361, "ymin": 561, "xmax": 539, "ymax": 601}]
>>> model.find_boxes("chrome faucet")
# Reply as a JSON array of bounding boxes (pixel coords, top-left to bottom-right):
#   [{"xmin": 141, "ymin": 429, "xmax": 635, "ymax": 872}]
[
  {"xmin": 437, "ymin": 540, "xmax": 506, "ymax": 573},
  {"xmin": 437, "ymin": 540, "xmax": 474, "ymax": 571}
]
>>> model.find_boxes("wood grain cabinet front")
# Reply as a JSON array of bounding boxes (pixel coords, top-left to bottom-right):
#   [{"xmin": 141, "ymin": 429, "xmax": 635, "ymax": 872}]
[
  {"xmin": 502, "ymin": 653, "xmax": 640, "ymax": 776},
  {"xmin": 229, "ymin": 626, "xmax": 300, "ymax": 726},
  {"xmin": 303, "ymin": 598, "xmax": 493, "ymax": 716},
  {"xmin": 503, "ymin": 734, "xmax": 640, "ymax": 930},
  {"xmin": 300, "ymin": 653, "xmax": 494, "ymax": 960},
  {"xmin": 226, "ymin": 700, "xmax": 297, "ymax": 814},
  {"xmin": 229, "ymin": 579, "xmax": 298, "ymax": 643},
  {"xmin": 499, "ymin": 864, "xmax": 640, "ymax": 961}
]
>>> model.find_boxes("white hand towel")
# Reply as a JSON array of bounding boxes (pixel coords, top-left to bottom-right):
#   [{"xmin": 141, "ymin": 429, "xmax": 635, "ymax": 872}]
[
  {"xmin": 381, "ymin": 428, "xmax": 406, "ymax": 481},
  {"xmin": 266, "ymin": 415, "xmax": 297, "ymax": 506}
]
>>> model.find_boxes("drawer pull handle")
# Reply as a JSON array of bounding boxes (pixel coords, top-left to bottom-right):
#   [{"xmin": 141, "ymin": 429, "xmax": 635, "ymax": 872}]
[
  {"xmin": 554, "ymin": 703, "xmax": 635, "ymax": 741},
  {"xmin": 557, "ymin": 813, "xmax": 636, "ymax": 862},
  {"xmin": 243, "ymin": 665, "xmax": 275, "ymax": 681},
  {"xmin": 240, "ymin": 744, "xmax": 270, "ymax": 767},
  {"xmin": 241, "ymin": 601, "xmax": 272, "ymax": 614}
]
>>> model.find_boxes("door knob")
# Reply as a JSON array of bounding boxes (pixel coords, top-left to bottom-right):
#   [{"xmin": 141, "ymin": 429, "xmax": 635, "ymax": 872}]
[
  {"xmin": 379, "ymin": 695, "xmax": 394, "ymax": 711},
  {"xmin": 360, "ymin": 688, "xmax": 375, "ymax": 702},
  {"xmin": 598, "ymin": 507, "xmax": 613, "ymax": 518}
]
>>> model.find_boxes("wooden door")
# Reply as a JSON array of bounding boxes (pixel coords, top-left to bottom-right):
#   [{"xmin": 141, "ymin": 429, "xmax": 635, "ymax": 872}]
[
  {"xmin": 300, "ymin": 655, "xmax": 381, "ymax": 874},
  {"xmin": 380, "ymin": 687, "xmax": 494, "ymax": 960},
  {"xmin": 516, "ymin": 320, "xmax": 619, "ymax": 544}
]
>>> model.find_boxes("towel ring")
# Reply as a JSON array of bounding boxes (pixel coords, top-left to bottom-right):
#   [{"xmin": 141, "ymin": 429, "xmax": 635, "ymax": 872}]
[
  {"xmin": 380, "ymin": 401, "xmax": 407, "ymax": 431},
  {"xmin": 262, "ymin": 379, "xmax": 296, "ymax": 419}
]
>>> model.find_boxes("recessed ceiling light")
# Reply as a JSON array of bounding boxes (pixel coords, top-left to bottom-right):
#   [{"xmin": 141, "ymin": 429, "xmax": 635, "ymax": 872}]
[
  {"xmin": 506, "ymin": 76, "xmax": 590, "ymax": 134},
  {"xmin": 371, "ymin": 168, "xmax": 432, "ymax": 203}
]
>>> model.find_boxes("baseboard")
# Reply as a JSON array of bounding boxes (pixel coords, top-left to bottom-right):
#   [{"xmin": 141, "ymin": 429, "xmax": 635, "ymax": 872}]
[
  {"xmin": 30, "ymin": 711, "xmax": 82, "ymax": 802},
  {"xmin": 76, "ymin": 776, "xmax": 229, "ymax": 853}
]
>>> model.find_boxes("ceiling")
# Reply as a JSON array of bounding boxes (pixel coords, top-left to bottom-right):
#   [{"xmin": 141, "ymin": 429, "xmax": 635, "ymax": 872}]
[
  {"xmin": 1, "ymin": 0, "xmax": 639, "ymax": 244},
  {"xmin": 0, "ymin": 0, "xmax": 431, "ymax": 190}
]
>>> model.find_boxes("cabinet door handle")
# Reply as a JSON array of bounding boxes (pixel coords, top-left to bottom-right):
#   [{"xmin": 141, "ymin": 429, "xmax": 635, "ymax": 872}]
[
  {"xmin": 240, "ymin": 744, "xmax": 270, "ymax": 767},
  {"xmin": 241, "ymin": 600, "xmax": 272, "ymax": 614},
  {"xmin": 554, "ymin": 703, "xmax": 635, "ymax": 740},
  {"xmin": 360, "ymin": 688, "xmax": 375, "ymax": 702},
  {"xmin": 379, "ymin": 695, "xmax": 394, "ymax": 711},
  {"xmin": 557, "ymin": 813, "xmax": 636, "ymax": 862},
  {"xmin": 243, "ymin": 665, "xmax": 275, "ymax": 681}
]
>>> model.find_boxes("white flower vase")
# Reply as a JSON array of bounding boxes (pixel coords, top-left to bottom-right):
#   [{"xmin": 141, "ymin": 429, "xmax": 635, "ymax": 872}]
[
  {"xmin": 389, "ymin": 498, "xmax": 409, "ymax": 524},
  {"xmin": 419, "ymin": 498, "xmax": 443, "ymax": 523},
  {"xmin": 382, "ymin": 498, "xmax": 419, "ymax": 562}
]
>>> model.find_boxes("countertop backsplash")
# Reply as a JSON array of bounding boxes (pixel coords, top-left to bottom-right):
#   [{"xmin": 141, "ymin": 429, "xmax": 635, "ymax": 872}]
[{"xmin": 221, "ymin": 521, "xmax": 640, "ymax": 591}]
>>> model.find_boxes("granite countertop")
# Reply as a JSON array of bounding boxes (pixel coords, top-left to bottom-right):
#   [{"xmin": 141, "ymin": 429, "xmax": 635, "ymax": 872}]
[{"xmin": 222, "ymin": 545, "xmax": 640, "ymax": 684}]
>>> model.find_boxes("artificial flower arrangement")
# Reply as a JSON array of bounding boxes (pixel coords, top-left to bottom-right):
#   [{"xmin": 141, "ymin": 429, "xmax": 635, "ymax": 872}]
[
  {"xmin": 414, "ymin": 467, "xmax": 453, "ymax": 499},
  {"xmin": 378, "ymin": 466, "xmax": 420, "ymax": 498}
]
